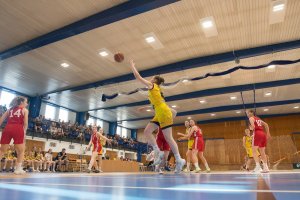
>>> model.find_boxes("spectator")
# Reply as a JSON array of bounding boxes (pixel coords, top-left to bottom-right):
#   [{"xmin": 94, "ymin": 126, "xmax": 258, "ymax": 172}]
[
  {"xmin": 44, "ymin": 149, "xmax": 55, "ymax": 172},
  {"xmin": 54, "ymin": 148, "xmax": 69, "ymax": 172}
]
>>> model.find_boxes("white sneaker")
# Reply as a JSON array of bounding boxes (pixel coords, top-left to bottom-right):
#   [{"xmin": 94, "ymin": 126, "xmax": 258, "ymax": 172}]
[
  {"xmin": 158, "ymin": 168, "xmax": 164, "ymax": 174},
  {"xmin": 183, "ymin": 168, "xmax": 190, "ymax": 173},
  {"xmin": 153, "ymin": 150, "xmax": 164, "ymax": 166},
  {"xmin": 14, "ymin": 169, "xmax": 26, "ymax": 175},
  {"xmin": 174, "ymin": 158, "xmax": 186, "ymax": 173},
  {"xmin": 205, "ymin": 168, "xmax": 211, "ymax": 173},
  {"xmin": 194, "ymin": 168, "xmax": 201, "ymax": 173},
  {"xmin": 252, "ymin": 165, "xmax": 262, "ymax": 173}
]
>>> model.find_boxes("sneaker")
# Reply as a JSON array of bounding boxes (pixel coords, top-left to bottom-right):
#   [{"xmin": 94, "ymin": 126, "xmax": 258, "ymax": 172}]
[
  {"xmin": 153, "ymin": 150, "xmax": 164, "ymax": 166},
  {"xmin": 86, "ymin": 169, "xmax": 91, "ymax": 173},
  {"xmin": 94, "ymin": 170, "xmax": 100, "ymax": 173},
  {"xmin": 194, "ymin": 168, "xmax": 201, "ymax": 173},
  {"xmin": 174, "ymin": 158, "xmax": 186, "ymax": 173},
  {"xmin": 205, "ymin": 168, "xmax": 211, "ymax": 173},
  {"xmin": 252, "ymin": 166, "xmax": 262, "ymax": 173},
  {"xmin": 99, "ymin": 170, "xmax": 103, "ymax": 173},
  {"xmin": 14, "ymin": 169, "xmax": 26, "ymax": 175},
  {"xmin": 164, "ymin": 166, "xmax": 171, "ymax": 171},
  {"xmin": 183, "ymin": 168, "xmax": 190, "ymax": 173},
  {"xmin": 158, "ymin": 168, "xmax": 164, "ymax": 174}
]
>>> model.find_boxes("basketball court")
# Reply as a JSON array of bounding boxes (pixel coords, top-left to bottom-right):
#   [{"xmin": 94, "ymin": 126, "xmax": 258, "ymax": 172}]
[{"xmin": 1, "ymin": 0, "xmax": 300, "ymax": 200}]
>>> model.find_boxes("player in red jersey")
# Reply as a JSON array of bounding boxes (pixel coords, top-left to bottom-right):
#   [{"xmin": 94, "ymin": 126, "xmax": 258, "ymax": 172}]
[
  {"xmin": 155, "ymin": 127, "xmax": 170, "ymax": 173},
  {"xmin": 86, "ymin": 125, "xmax": 111, "ymax": 173},
  {"xmin": 246, "ymin": 110, "xmax": 271, "ymax": 173},
  {"xmin": 179, "ymin": 120, "xmax": 210, "ymax": 172},
  {"xmin": 0, "ymin": 96, "xmax": 28, "ymax": 175}
]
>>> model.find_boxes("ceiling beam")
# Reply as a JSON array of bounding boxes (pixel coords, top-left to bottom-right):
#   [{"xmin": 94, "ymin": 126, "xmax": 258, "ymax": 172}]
[
  {"xmin": 43, "ymin": 39, "xmax": 300, "ymax": 96},
  {"xmin": 0, "ymin": 0, "xmax": 179, "ymax": 61},
  {"xmin": 118, "ymin": 99, "xmax": 300, "ymax": 122},
  {"xmin": 87, "ymin": 78, "xmax": 300, "ymax": 111}
]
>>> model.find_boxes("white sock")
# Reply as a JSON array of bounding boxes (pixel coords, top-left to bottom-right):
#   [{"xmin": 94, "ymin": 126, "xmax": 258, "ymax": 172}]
[
  {"xmin": 174, "ymin": 153, "xmax": 181, "ymax": 161},
  {"xmin": 204, "ymin": 163, "xmax": 210, "ymax": 169},
  {"xmin": 165, "ymin": 161, "xmax": 168, "ymax": 167},
  {"xmin": 187, "ymin": 162, "xmax": 190, "ymax": 169},
  {"xmin": 263, "ymin": 163, "xmax": 269, "ymax": 169},
  {"xmin": 16, "ymin": 163, "xmax": 22, "ymax": 171},
  {"xmin": 255, "ymin": 162, "xmax": 260, "ymax": 167},
  {"xmin": 193, "ymin": 163, "xmax": 199, "ymax": 169}
]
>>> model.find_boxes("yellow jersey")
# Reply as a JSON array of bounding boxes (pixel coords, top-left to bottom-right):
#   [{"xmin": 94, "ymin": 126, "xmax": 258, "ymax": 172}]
[
  {"xmin": 148, "ymin": 83, "xmax": 165, "ymax": 107},
  {"xmin": 244, "ymin": 135, "xmax": 252, "ymax": 149}
]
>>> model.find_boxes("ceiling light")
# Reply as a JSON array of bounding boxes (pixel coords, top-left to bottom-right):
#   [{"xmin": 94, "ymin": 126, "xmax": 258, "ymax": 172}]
[
  {"xmin": 230, "ymin": 96, "xmax": 237, "ymax": 100},
  {"xmin": 187, "ymin": 116, "xmax": 192, "ymax": 119},
  {"xmin": 99, "ymin": 51, "xmax": 108, "ymax": 57},
  {"xmin": 171, "ymin": 105, "xmax": 177, "ymax": 108},
  {"xmin": 210, "ymin": 113, "xmax": 216, "ymax": 116},
  {"xmin": 265, "ymin": 92, "xmax": 272, "ymax": 96},
  {"xmin": 182, "ymin": 79, "xmax": 189, "ymax": 83},
  {"xmin": 236, "ymin": 111, "xmax": 241, "ymax": 114},
  {"xmin": 263, "ymin": 108, "xmax": 269, "ymax": 112},
  {"xmin": 146, "ymin": 109, "xmax": 151, "ymax": 112},
  {"xmin": 201, "ymin": 20, "xmax": 213, "ymax": 29},
  {"xmin": 294, "ymin": 106, "xmax": 299, "ymax": 109},
  {"xmin": 60, "ymin": 62, "xmax": 70, "ymax": 68},
  {"xmin": 273, "ymin": 4, "xmax": 285, "ymax": 12},
  {"xmin": 145, "ymin": 36, "xmax": 155, "ymax": 43},
  {"xmin": 199, "ymin": 100, "xmax": 206, "ymax": 104},
  {"xmin": 267, "ymin": 65, "xmax": 276, "ymax": 69}
]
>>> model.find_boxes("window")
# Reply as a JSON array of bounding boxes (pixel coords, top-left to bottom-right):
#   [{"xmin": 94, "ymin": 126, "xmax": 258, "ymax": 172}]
[
  {"xmin": 116, "ymin": 126, "xmax": 122, "ymax": 136},
  {"xmin": 96, "ymin": 119, "xmax": 103, "ymax": 128},
  {"xmin": 0, "ymin": 90, "xmax": 16, "ymax": 107},
  {"xmin": 86, "ymin": 117, "xmax": 95, "ymax": 126},
  {"xmin": 45, "ymin": 105, "xmax": 55, "ymax": 120},
  {"xmin": 121, "ymin": 128, "xmax": 128, "ymax": 138},
  {"xmin": 58, "ymin": 108, "xmax": 68, "ymax": 122}
]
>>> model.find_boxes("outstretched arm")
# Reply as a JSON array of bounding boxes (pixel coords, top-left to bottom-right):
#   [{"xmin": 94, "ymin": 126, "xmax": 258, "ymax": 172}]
[{"xmin": 129, "ymin": 59, "xmax": 153, "ymax": 89}]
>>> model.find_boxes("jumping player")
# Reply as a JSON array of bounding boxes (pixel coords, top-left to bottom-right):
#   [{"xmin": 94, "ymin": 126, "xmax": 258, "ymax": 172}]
[
  {"xmin": 179, "ymin": 120, "xmax": 210, "ymax": 172},
  {"xmin": 86, "ymin": 126, "xmax": 111, "ymax": 173},
  {"xmin": 129, "ymin": 59, "xmax": 185, "ymax": 173},
  {"xmin": 246, "ymin": 110, "xmax": 271, "ymax": 173},
  {"xmin": 0, "ymin": 96, "xmax": 28, "ymax": 175}
]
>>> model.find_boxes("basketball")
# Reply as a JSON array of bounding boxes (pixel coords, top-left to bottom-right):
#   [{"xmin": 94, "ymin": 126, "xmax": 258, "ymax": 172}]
[{"xmin": 114, "ymin": 53, "xmax": 124, "ymax": 62}]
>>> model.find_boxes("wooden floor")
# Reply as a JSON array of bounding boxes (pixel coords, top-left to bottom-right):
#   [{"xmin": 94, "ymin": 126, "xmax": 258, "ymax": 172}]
[{"xmin": 0, "ymin": 171, "xmax": 300, "ymax": 200}]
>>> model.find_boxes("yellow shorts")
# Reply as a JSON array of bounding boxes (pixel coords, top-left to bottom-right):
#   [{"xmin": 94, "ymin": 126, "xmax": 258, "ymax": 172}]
[
  {"xmin": 188, "ymin": 139, "xmax": 194, "ymax": 150},
  {"xmin": 246, "ymin": 148, "xmax": 260, "ymax": 158},
  {"xmin": 151, "ymin": 104, "xmax": 173, "ymax": 129}
]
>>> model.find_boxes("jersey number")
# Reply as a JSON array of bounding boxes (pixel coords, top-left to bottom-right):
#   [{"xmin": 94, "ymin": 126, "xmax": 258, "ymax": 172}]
[
  {"xmin": 10, "ymin": 109, "xmax": 21, "ymax": 118},
  {"xmin": 256, "ymin": 119, "xmax": 262, "ymax": 127}
]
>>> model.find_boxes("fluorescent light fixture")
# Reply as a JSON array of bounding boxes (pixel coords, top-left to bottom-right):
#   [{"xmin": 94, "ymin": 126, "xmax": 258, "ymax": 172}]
[
  {"xmin": 99, "ymin": 51, "xmax": 108, "ymax": 57},
  {"xmin": 171, "ymin": 105, "xmax": 177, "ymax": 108},
  {"xmin": 145, "ymin": 36, "xmax": 155, "ymax": 43},
  {"xmin": 146, "ymin": 109, "xmax": 151, "ymax": 112},
  {"xmin": 236, "ymin": 111, "xmax": 241, "ymax": 114},
  {"xmin": 199, "ymin": 100, "xmax": 206, "ymax": 104},
  {"xmin": 273, "ymin": 3, "xmax": 285, "ymax": 12},
  {"xmin": 60, "ymin": 62, "xmax": 70, "ymax": 68},
  {"xmin": 143, "ymin": 32, "xmax": 164, "ymax": 49},
  {"xmin": 263, "ymin": 108, "xmax": 269, "ymax": 112},
  {"xmin": 187, "ymin": 116, "xmax": 192, "ymax": 119},
  {"xmin": 199, "ymin": 16, "xmax": 218, "ymax": 37},
  {"xmin": 182, "ymin": 79, "xmax": 189, "ymax": 83},
  {"xmin": 230, "ymin": 96, "xmax": 237, "ymax": 100},
  {"xmin": 264, "ymin": 92, "xmax": 272, "ymax": 96},
  {"xmin": 202, "ymin": 20, "xmax": 213, "ymax": 29},
  {"xmin": 267, "ymin": 65, "xmax": 276, "ymax": 69},
  {"xmin": 294, "ymin": 106, "xmax": 299, "ymax": 109},
  {"xmin": 210, "ymin": 113, "xmax": 216, "ymax": 116}
]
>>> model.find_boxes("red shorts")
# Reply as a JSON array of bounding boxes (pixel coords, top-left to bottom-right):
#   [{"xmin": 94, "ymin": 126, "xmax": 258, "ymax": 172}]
[
  {"xmin": 156, "ymin": 134, "xmax": 170, "ymax": 151},
  {"xmin": 92, "ymin": 143, "xmax": 102, "ymax": 154},
  {"xmin": 192, "ymin": 137, "xmax": 205, "ymax": 152},
  {"xmin": 253, "ymin": 131, "xmax": 267, "ymax": 148},
  {"xmin": 253, "ymin": 131, "xmax": 267, "ymax": 147},
  {"xmin": 0, "ymin": 125, "xmax": 25, "ymax": 144}
]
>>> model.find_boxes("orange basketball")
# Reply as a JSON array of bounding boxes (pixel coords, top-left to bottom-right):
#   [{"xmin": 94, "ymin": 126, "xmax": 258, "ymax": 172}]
[{"xmin": 114, "ymin": 53, "xmax": 124, "ymax": 63}]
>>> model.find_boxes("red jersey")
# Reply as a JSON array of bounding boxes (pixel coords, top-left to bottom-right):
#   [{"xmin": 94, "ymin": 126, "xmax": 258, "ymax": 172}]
[
  {"xmin": 7, "ymin": 106, "xmax": 24, "ymax": 126},
  {"xmin": 92, "ymin": 132, "xmax": 100, "ymax": 145},
  {"xmin": 253, "ymin": 116, "xmax": 264, "ymax": 132},
  {"xmin": 191, "ymin": 126, "xmax": 202, "ymax": 139}
]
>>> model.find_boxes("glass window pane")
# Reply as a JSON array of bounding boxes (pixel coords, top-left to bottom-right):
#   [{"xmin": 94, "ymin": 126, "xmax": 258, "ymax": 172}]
[
  {"xmin": 116, "ymin": 126, "xmax": 121, "ymax": 136},
  {"xmin": 58, "ymin": 108, "xmax": 68, "ymax": 122},
  {"xmin": 122, "ymin": 128, "xmax": 128, "ymax": 138},
  {"xmin": 45, "ymin": 105, "xmax": 55, "ymax": 120},
  {"xmin": 86, "ymin": 117, "xmax": 95, "ymax": 126},
  {"xmin": 96, "ymin": 119, "xmax": 103, "ymax": 128},
  {"xmin": 0, "ymin": 90, "xmax": 16, "ymax": 107}
]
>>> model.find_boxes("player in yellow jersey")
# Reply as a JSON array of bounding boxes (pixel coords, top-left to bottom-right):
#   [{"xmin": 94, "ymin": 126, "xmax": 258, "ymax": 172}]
[
  {"xmin": 129, "ymin": 59, "xmax": 185, "ymax": 173},
  {"xmin": 242, "ymin": 128, "xmax": 260, "ymax": 171}
]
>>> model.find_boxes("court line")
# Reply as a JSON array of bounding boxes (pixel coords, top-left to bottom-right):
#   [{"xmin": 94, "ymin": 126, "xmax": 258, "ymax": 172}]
[{"xmin": 1, "ymin": 182, "xmax": 300, "ymax": 193}]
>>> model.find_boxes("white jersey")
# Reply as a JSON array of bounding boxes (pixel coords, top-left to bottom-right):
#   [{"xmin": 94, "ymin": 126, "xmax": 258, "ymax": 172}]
[{"xmin": 45, "ymin": 153, "xmax": 53, "ymax": 161}]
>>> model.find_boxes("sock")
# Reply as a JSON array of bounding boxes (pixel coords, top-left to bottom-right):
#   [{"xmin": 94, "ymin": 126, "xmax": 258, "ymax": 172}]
[
  {"xmin": 204, "ymin": 163, "xmax": 210, "ymax": 169},
  {"xmin": 174, "ymin": 153, "xmax": 181, "ymax": 161},
  {"xmin": 16, "ymin": 163, "xmax": 22, "ymax": 171},
  {"xmin": 255, "ymin": 162, "xmax": 260, "ymax": 167},
  {"xmin": 263, "ymin": 163, "xmax": 269, "ymax": 169},
  {"xmin": 187, "ymin": 162, "xmax": 190, "ymax": 170},
  {"xmin": 152, "ymin": 145, "xmax": 160, "ymax": 152},
  {"xmin": 165, "ymin": 161, "xmax": 168, "ymax": 167},
  {"xmin": 193, "ymin": 163, "xmax": 199, "ymax": 169}
]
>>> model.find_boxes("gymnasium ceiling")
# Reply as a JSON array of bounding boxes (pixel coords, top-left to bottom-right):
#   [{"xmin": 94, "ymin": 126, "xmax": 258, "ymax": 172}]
[{"xmin": 0, "ymin": 0, "xmax": 300, "ymax": 129}]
